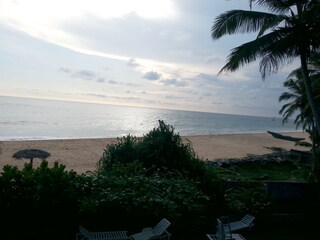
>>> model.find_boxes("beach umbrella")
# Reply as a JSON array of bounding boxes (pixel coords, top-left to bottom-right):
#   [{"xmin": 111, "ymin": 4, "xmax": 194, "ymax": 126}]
[{"xmin": 12, "ymin": 149, "xmax": 51, "ymax": 167}]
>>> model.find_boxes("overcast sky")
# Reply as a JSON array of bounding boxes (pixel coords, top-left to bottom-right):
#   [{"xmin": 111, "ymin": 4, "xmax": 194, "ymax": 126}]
[{"xmin": 0, "ymin": 0, "xmax": 298, "ymax": 117}]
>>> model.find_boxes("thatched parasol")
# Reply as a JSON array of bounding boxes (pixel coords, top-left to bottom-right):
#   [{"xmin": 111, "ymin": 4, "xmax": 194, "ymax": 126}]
[{"xmin": 12, "ymin": 149, "xmax": 51, "ymax": 167}]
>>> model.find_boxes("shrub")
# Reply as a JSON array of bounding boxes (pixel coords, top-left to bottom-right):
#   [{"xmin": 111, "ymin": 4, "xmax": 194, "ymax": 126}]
[
  {"xmin": 138, "ymin": 120, "xmax": 198, "ymax": 170},
  {"xmin": 98, "ymin": 120, "xmax": 213, "ymax": 177},
  {"xmin": 96, "ymin": 121, "xmax": 226, "ymax": 238},
  {"xmin": 97, "ymin": 135, "xmax": 140, "ymax": 172},
  {"xmin": 224, "ymin": 182, "xmax": 270, "ymax": 215},
  {"xmin": 0, "ymin": 161, "xmax": 81, "ymax": 240},
  {"xmin": 77, "ymin": 166, "xmax": 212, "ymax": 238}
]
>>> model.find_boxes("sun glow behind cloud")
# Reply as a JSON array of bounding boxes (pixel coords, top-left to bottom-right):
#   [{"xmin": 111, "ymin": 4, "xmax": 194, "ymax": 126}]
[
  {"xmin": 0, "ymin": 0, "xmax": 179, "ymax": 69},
  {"xmin": 1, "ymin": 0, "xmax": 176, "ymax": 22}
]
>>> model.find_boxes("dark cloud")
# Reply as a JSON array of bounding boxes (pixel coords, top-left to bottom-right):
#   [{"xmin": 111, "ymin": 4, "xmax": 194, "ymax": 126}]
[
  {"xmin": 142, "ymin": 71, "xmax": 162, "ymax": 81},
  {"xmin": 211, "ymin": 101, "xmax": 224, "ymax": 105},
  {"xmin": 126, "ymin": 82, "xmax": 140, "ymax": 87},
  {"xmin": 205, "ymin": 57, "xmax": 224, "ymax": 64},
  {"xmin": 161, "ymin": 78, "xmax": 187, "ymax": 87},
  {"xmin": 73, "ymin": 70, "xmax": 96, "ymax": 80},
  {"xmin": 82, "ymin": 93, "xmax": 107, "ymax": 98},
  {"xmin": 108, "ymin": 80, "xmax": 118, "ymax": 84},
  {"xmin": 165, "ymin": 95, "xmax": 184, "ymax": 100},
  {"xmin": 196, "ymin": 73, "xmax": 219, "ymax": 82},
  {"xmin": 201, "ymin": 92, "xmax": 214, "ymax": 97},
  {"xmin": 59, "ymin": 67, "xmax": 72, "ymax": 73},
  {"xmin": 127, "ymin": 58, "xmax": 140, "ymax": 67},
  {"xmin": 97, "ymin": 78, "xmax": 105, "ymax": 83}
]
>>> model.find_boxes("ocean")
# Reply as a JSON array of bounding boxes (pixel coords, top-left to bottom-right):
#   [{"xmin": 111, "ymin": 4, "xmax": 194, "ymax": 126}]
[{"xmin": 0, "ymin": 96, "xmax": 299, "ymax": 140}]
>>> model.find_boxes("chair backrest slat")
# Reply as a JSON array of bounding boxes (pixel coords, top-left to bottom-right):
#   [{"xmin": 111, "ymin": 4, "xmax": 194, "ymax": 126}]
[
  {"xmin": 216, "ymin": 219, "xmax": 225, "ymax": 240},
  {"xmin": 153, "ymin": 218, "xmax": 171, "ymax": 236},
  {"xmin": 241, "ymin": 214, "xmax": 255, "ymax": 225},
  {"xmin": 79, "ymin": 225, "xmax": 93, "ymax": 240}
]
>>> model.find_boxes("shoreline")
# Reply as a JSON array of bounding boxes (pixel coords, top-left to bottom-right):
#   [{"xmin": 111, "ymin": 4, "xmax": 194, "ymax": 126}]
[
  {"xmin": 0, "ymin": 130, "xmax": 304, "ymax": 142},
  {"xmin": 0, "ymin": 132, "xmax": 309, "ymax": 173}
]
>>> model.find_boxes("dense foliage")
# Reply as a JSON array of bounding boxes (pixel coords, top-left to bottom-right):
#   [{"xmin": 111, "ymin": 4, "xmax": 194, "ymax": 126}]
[
  {"xmin": 97, "ymin": 120, "xmax": 225, "ymax": 238},
  {"xmin": 98, "ymin": 120, "xmax": 205, "ymax": 176},
  {"xmin": 0, "ymin": 121, "xmax": 226, "ymax": 240},
  {"xmin": 0, "ymin": 161, "xmax": 79, "ymax": 240}
]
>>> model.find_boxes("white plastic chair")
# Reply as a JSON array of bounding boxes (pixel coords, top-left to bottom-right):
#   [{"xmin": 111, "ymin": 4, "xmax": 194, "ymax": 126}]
[
  {"xmin": 76, "ymin": 225, "xmax": 130, "ymax": 240},
  {"xmin": 206, "ymin": 219, "xmax": 246, "ymax": 240},
  {"xmin": 130, "ymin": 218, "xmax": 171, "ymax": 240},
  {"xmin": 224, "ymin": 214, "xmax": 255, "ymax": 233}
]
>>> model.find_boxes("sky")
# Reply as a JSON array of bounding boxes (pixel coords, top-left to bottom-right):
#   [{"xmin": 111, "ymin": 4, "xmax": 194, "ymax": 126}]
[{"xmin": 0, "ymin": 0, "xmax": 299, "ymax": 117}]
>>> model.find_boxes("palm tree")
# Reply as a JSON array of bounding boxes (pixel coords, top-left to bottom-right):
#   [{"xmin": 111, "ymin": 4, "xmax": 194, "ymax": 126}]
[
  {"xmin": 280, "ymin": 52, "xmax": 320, "ymax": 129},
  {"xmin": 211, "ymin": 0, "xmax": 320, "ymax": 135},
  {"xmin": 279, "ymin": 54, "xmax": 320, "ymax": 179},
  {"xmin": 279, "ymin": 77, "xmax": 312, "ymax": 129}
]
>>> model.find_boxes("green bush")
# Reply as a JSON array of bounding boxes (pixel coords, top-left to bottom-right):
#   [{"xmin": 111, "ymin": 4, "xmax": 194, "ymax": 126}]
[
  {"xmin": 97, "ymin": 120, "xmax": 225, "ymax": 211},
  {"xmin": 79, "ymin": 169, "xmax": 209, "ymax": 218},
  {"xmin": 96, "ymin": 120, "xmax": 226, "ymax": 238},
  {"xmin": 98, "ymin": 120, "xmax": 214, "ymax": 177},
  {"xmin": 0, "ymin": 161, "xmax": 81, "ymax": 240},
  {"xmin": 98, "ymin": 134, "xmax": 140, "ymax": 171},
  {"xmin": 138, "ymin": 120, "xmax": 198, "ymax": 170},
  {"xmin": 224, "ymin": 182, "xmax": 270, "ymax": 215}
]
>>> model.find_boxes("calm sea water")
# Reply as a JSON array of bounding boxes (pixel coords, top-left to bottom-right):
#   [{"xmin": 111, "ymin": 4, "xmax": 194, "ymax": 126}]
[{"xmin": 0, "ymin": 96, "xmax": 299, "ymax": 140}]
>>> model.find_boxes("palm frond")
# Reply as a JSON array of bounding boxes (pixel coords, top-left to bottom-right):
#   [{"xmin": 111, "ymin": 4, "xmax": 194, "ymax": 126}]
[
  {"xmin": 211, "ymin": 10, "xmax": 282, "ymax": 40},
  {"xmin": 250, "ymin": 0, "xmax": 304, "ymax": 13},
  {"xmin": 218, "ymin": 29, "xmax": 294, "ymax": 75},
  {"xmin": 257, "ymin": 14, "xmax": 286, "ymax": 37},
  {"xmin": 287, "ymin": 68, "xmax": 303, "ymax": 79},
  {"xmin": 259, "ymin": 30, "xmax": 298, "ymax": 79},
  {"xmin": 279, "ymin": 92, "xmax": 299, "ymax": 102}
]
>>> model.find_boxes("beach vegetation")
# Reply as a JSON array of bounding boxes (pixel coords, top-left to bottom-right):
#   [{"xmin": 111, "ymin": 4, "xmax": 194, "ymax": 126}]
[
  {"xmin": 279, "ymin": 52, "xmax": 320, "ymax": 180},
  {"xmin": 98, "ymin": 120, "xmax": 205, "ymax": 177},
  {"xmin": 210, "ymin": 155, "xmax": 312, "ymax": 182},
  {"xmin": 0, "ymin": 141, "xmax": 319, "ymax": 239},
  {"xmin": 77, "ymin": 167, "xmax": 213, "ymax": 238},
  {"xmin": 0, "ymin": 161, "xmax": 79, "ymax": 239},
  {"xmin": 97, "ymin": 120, "xmax": 226, "ymax": 238}
]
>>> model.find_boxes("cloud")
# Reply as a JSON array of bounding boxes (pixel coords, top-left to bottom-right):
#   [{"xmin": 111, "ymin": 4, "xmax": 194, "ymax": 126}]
[
  {"xmin": 165, "ymin": 95, "xmax": 184, "ymax": 100},
  {"xmin": 127, "ymin": 58, "xmax": 140, "ymax": 68},
  {"xmin": 211, "ymin": 101, "xmax": 224, "ymax": 105},
  {"xmin": 196, "ymin": 73, "xmax": 219, "ymax": 82},
  {"xmin": 82, "ymin": 93, "xmax": 107, "ymax": 98},
  {"xmin": 161, "ymin": 78, "xmax": 187, "ymax": 87},
  {"xmin": 59, "ymin": 67, "xmax": 71, "ymax": 73},
  {"xmin": 108, "ymin": 80, "xmax": 118, "ymax": 84},
  {"xmin": 142, "ymin": 71, "xmax": 162, "ymax": 81},
  {"xmin": 126, "ymin": 82, "xmax": 140, "ymax": 87},
  {"xmin": 97, "ymin": 78, "xmax": 105, "ymax": 83},
  {"xmin": 73, "ymin": 70, "xmax": 96, "ymax": 80}
]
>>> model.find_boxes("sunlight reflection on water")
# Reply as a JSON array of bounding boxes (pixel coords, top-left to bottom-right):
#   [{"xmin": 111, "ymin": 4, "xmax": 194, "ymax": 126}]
[{"xmin": 0, "ymin": 96, "xmax": 299, "ymax": 140}]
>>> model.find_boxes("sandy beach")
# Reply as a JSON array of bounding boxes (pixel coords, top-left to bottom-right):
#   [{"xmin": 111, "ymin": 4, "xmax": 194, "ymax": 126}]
[{"xmin": 0, "ymin": 132, "xmax": 309, "ymax": 173}]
